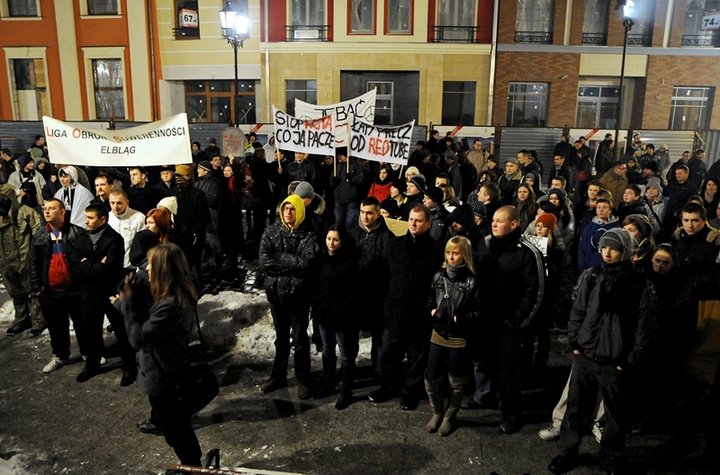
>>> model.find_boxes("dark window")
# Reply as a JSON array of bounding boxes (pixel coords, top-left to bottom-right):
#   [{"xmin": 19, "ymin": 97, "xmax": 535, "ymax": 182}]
[
  {"xmin": 87, "ymin": 0, "xmax": 118, "ymax": 15},
  {"xmin": 507, "ymin": 82, "xmax": 548, "ymax": 127},
  {"xmin": 669, "ymin": 86, "xmax": 714, "ymax": 130},
  {"xmin": 581, "ymin": 0, "xmax": 609, "ymax": 45},
  {"xmin": 93, "ymin": 59, "xmax": 125, "ymax": 120},
  {"xmin": 442, "ymin": 81, "xmax": 476, "ymax": 125},
  {"xmin": 8, "ymin": 0, "xmax": 38, "ymax": 16},
  {"xmin": 185, "ymin": 80, "xmax": 257, "ymax": 124},
  {"xmin": 285, "ymin": 80, "xmax": 318, "ymax": 116}
]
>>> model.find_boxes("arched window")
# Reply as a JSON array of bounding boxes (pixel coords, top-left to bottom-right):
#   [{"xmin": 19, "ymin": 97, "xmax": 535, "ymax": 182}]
[
  {"xmin": 683, "ymin": 0, "xmax": 720, "ymax": 46},
  {"xmin": 515, "ymin": 0, "xmax": 554, "ymax": 43}
]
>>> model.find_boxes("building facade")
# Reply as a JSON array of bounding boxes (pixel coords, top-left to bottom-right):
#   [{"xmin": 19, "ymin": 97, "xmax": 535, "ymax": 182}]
[{"xmin": 0, "ymin": 1, "xmax": 718, "ymax": 133}]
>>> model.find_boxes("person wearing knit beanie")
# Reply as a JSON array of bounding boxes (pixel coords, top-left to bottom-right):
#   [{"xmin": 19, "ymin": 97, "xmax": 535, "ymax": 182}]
[
  {"xmin": 409, "ymin": 175, "xmax": 427, "ymax": 195},
  {"xmin": 598, "ymin": 228, "xmax": 635, "ymax": 263},
  {"xmin": 536, "ymin": 212, "xmax": 557, "ymax": 233},
  {"xmin": 293, "ymin": 181, "xmax": 315, "ymax": 202}
]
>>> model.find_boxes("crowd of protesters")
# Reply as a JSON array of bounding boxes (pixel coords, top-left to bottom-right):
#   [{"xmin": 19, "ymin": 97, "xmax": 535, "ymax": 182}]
[{"xmin": 1, "ymin": 130, "xmax": 719, "ymax": 472}]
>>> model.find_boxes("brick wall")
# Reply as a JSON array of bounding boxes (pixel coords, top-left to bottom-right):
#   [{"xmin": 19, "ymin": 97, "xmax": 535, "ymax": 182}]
[
  {"xmin": 493, "ymin": 51, "xmax": 580, "ymax": 127},
  {"xmin": 642, "ymin": 56, "xmax": 720, "ymax": 129}
]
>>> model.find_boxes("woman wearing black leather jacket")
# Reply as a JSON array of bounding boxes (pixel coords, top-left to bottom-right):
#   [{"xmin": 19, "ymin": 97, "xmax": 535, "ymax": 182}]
[{"xmin": 424, "ymin": 236, "xmax": 480, "ymax": 437}]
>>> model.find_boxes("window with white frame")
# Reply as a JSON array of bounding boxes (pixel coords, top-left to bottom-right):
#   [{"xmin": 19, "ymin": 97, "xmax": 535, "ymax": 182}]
[
  {"xmin": 285, "ymin": 80, "xmax": 317, "ymax": 116},
  {"xmin": 368, "ymin": 80, "xmax": 393, "ymax": 124},
  {"xmin": 7, "ymin": 0, "xmax": 38, "ymax": 16},
  {"xmin": 581, "ymin": 0, "xmax": 609, "ymax": 45},
  {"xmin": 576, "ymin": 85, "xmax": 619, "ymax": 128},
  {"xmin": 87, "ymin": 0, "xmax": 118, "ymax": 15},
  {"xmin": 386, "ymin": 0, "xmax": 412, "ymax": 34},
  {"xmin": 515, "ymin": 0, "xmax": 554, "ymax": 43},
  {"xmin": 682, "ymin": 0, "xmax": 720, "ymax": 46},
  {"xmin": 350, "ymin": 0, "xmax": 375, "ymax": 34},
  {"xmin": 92, "ymin": 59, "xmax": 125, "ymax": 120},
  {"xmin": 669, "ymin": 86, "xmax": 714, "ymax": 130},
  {"xmin": 9, "ymin": 58, "xmax": 48, "ymax": 120},
  {"xmin": 507, "ymin": 82, "xmax": 549, "ymax": 127},
  {"xmin": 442, "ymin": 81, "xmax": 476, "ymax": 125}
]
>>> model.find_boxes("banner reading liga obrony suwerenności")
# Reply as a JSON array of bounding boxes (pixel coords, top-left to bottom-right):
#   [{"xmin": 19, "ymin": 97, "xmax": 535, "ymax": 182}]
[
  {"xmin": 294, "ymin": 89, "xmax": 376, "ymax": 146},
  {"xmin": 349, "ymin": 118, "xmax": 415, "ymax": 165},
  {"xmin": 272, "ymin": 107, "xmax": 335, "ymax": 156},
  {"xmin": 42, "ymin": 114, "xmax": 192, "ymax": 166}
]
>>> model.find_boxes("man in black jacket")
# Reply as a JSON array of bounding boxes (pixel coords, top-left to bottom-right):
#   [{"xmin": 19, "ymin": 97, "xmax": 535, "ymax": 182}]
[
  {"xmin": 172, "ymin": 164, "xmax": 210, "ymax": 286},
  {"xmin": 74, "ymin": 203, "xmax": 132, "ymax": 384},
  {"xmin": 348, "ymin": 197, "xmax": 393, "ymax": 371},
  {"xmin": 477, "ymin": 205, "xmax": 544, "ymax": 434},
  {"xmin": 549, "ymin": 228, "xmax": 655, "ymax": 474},
  {"xmin": 30, "ymin": 198, "xmax": 93, "ymax": 374},
  {"xmin": 369, "ymin": 204, "xmax": 442, "ymax": 410}
]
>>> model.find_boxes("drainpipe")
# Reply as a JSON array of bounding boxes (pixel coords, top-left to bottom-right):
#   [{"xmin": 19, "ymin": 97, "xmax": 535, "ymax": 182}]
[
  {"xmin": 487, "ymin": 0, "xmax": 499, "ymax": 123},
  {"xmin": 264, "ymin": 0, "xmax": 271, "ymax": 123},
  {"xmin": 147, "ymin": 0, "xmax": 159, "ymax": 120}
]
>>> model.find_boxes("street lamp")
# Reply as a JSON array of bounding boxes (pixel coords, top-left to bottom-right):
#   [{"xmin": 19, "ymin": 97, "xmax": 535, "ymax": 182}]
[
  {"xmin": 614, "ymin": 0, "xmax": 634, "ymax": 159},
  {"xmin": 219, "ymin": 0, "xmax": 250, "ymax": 126}
]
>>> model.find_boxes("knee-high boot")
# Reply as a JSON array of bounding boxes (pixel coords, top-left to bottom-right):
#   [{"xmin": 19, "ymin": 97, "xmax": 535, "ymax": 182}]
[
  {"xmin": 314, "ymin": 355, "xmax": 337, "ymax": 399},
  {"xmin": 439, "ymin": 375, "xmax": 469, "ymax": 436},
  {"xmin": 424, "ymin": 376, "xmax": 445, "ymax": 433},
  {"xmin": 335, "ymin": 365, "xmax": 354, "ymax": 410}
]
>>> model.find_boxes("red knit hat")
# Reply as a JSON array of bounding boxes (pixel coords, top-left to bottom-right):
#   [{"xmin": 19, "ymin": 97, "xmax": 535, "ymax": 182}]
[{"xmin": 536, "ymin": 213, "xmax": 558, "ymax": 232}]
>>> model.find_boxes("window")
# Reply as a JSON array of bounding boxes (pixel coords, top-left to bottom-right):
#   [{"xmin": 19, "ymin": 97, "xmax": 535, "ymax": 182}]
[
  {"xmin": 435, "ymin": 0, "xmax": 477, "ymax": 42},
  {"xmin": 507, "ymin": 82, "xmax": 548, "ymax": 127},
  {"xmin": 442, "ymin": 81, "xmax": 476, "ymax": 125},
  {"xmin": 288, "ymin": 0, "xmax": 328, "ymax": 40},
  {"xmin": 92, "ymin": 59, "xmax": 125, "ymax": 120},
  {"xmin": 174, "ymin": 0, "xmax": 200, "ymax": 39},
  {"xmin": 285, "ymin": 80, "xmax": 318, "ymax": 116},
  {"xmin": 669, "ymin": 86, "xmax": 714, "ymax": 130},
  {"xmin": 341, "ymin": 71, "xmax": 419, "ymax": 125},
  {"xmin": 515, "ymin": 0, "xmax": 554, "ymax": 43},
  {"xmin": 87, "ymin": 0, "xmax": 118, "ymax": 15},
  {"xmin": 9, "ymin": 58, "xmax": 48, "ymax": 120},
  {"xmin": 8, "ymin": 0, "xmax": 37, "ymax": 16},
  {"xmin": 576, "ymin": 85, "xmax": 619, "ymax": 128},
  {"xmin": 185, "ymin": 80, "xmax": 257, "ymax": 124},
  {"xmin": 368, "ymin": 81, "xmax": 394, "ymax": 124},
  {"xmin": 682, "ymin": 0, "xmax": 720, "ymax": 47},
  {"xmin": 581, "ymin": 0, "xmax": 609, "ymax": 44},
  {"xmin": 386, "ymin": 0, "xmax": 412, "ymax": 34},
  {"xmin": 350, "ymin": 0, "xmax": 375, "ymax": 34}
]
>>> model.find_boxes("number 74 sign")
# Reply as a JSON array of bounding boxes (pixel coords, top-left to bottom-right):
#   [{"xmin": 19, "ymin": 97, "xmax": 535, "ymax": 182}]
[{"xmin": 702, "ymin": 11, "xmax": 720, "ymax": 30}]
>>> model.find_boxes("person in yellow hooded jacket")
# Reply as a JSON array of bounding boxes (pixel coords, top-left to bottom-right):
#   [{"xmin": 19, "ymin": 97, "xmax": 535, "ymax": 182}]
[{"xmin": 258, "ymin": 194, "xmax": 320, "ymax": 400}]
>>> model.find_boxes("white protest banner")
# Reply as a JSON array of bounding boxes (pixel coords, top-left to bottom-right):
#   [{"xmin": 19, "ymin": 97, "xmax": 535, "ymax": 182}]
[
  {"xmin": 294, "ymin": 89, "xmax": 376, "ymax": 146},
  {"xmin": 42, "ymin": 114, "xmax": 192, "ymax": 166},
  {"xmin": 272, "ymin": 106, "xmax": 335, "ymax": 156},
  {"xmin": 349, "ymin": 118, "xmax": 415, "ymax": 165}
]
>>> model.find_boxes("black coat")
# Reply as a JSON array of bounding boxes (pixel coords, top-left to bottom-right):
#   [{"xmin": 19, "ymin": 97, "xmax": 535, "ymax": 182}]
[
  {"xmin": 75, "ymin": 224, "xmax": 125, "ymax": 305},
  {"xmin": 428, "ymin": 266, "xmax": 480, "ymax": 339},
  {"xmin": 312, "ymin": 247, "xmax": 359, "ymax": 329},
  {"xmin": 383, "ymin": 231, "xmax": 442, "ymax": 334},
  {"xmin": 569, "ymin": 263, "xmax": 655, "ymax": 367},
  {"xmin": 483, "ymin": 228, "xmax": 545, "ymax": 329}
]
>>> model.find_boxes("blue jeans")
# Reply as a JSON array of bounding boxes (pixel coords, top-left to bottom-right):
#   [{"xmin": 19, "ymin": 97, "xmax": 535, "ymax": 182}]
[
  {"xmin": 334, "ymin": 201, "xmax": 359, "ymax": 232},
  {"xmin": 318, "ymin": 323, "xmax": 359, "ymax": 370}
]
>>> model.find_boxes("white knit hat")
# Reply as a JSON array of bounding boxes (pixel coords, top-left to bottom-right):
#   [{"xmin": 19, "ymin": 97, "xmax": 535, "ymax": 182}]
[{"xmin": 157, "ymin": 196, "xmax": 178, "ymax": 216}]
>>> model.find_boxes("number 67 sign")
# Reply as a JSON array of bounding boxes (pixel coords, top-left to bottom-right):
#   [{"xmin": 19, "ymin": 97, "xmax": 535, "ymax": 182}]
[
  {"xmin": 179, "ymin": 8, "xmax": 199, "ymax": 29},
  {"xmin": 702, "ymin": 11, "xmax": 720, "ymax": 30}
]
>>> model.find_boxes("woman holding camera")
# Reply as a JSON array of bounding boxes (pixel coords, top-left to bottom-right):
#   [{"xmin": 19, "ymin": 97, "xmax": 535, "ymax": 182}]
[{"xmin": 121, "ymin": 242, "xmax": 201, "ymax": 466}]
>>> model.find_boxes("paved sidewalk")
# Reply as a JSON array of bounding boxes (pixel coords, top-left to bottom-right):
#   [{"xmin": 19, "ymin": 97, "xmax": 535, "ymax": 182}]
[{"xmin": 0, "ymin": 288, "xmax": 711, "ymax": 474}]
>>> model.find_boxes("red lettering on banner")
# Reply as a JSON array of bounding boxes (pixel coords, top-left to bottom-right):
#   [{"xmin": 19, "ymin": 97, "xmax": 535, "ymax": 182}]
[
  {"xmin": 304, "ymin": 116, "xmax": 332, "ymax": 130},
  {"xmin": 369, "ymin": 137, "xmax": 390, "ymax": 156}
]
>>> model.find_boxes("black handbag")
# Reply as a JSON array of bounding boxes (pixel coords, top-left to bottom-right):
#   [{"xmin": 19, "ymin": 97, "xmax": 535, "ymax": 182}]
[{"xmin": 177, "ymin": 309, "xmax": 219, "ymax": 414}]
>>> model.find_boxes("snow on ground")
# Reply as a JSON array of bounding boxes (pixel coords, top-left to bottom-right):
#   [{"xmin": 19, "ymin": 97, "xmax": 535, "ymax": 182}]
[{"xmin": 197, "ymin": 290, "xmax": 373, "ymax": 364}]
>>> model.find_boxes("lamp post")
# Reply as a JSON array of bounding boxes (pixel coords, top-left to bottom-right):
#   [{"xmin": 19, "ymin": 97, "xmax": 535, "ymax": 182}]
[
  {"xmin": 614, "ymin": 0, "xmax": 634, "ymax": 159},
  {"xmin": 219, "ymin": 0, "xmax": 250, "ymax": 126}
]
